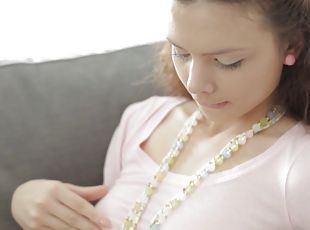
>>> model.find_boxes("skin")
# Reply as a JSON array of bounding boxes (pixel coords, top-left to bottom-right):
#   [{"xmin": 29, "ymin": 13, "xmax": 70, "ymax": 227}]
[
  {"xmin": 11, "ymin": 180, "xmax": 112, "ymax": 230},
  {"xmin": 167, "ymin": 0, "xmax": 295, "ymax": 136},
  {"xmin": 142, "ymin": 0, "xmax": 298, "ymax": 175}
]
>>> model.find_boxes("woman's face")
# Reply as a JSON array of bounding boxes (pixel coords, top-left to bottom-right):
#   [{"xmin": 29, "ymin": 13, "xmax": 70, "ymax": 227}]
[{"xmin": 167, "ymin": 1, "xmax": 287, "ymax": 123}]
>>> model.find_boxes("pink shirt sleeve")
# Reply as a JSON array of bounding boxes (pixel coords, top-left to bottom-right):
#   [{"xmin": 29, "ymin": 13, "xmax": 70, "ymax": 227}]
[
  {"xmin": 286, "ymin": 144, "xmax": 310, "ymax": 229},
  {"xmin": 102, "ymin": 102, "xmax": 141, "ymax": 187}
]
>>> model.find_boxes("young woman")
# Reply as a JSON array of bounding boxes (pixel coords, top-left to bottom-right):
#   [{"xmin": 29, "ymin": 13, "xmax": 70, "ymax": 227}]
[{"xmin": 11, "ymin": 0, "xmax": 310, "ymax": 229}]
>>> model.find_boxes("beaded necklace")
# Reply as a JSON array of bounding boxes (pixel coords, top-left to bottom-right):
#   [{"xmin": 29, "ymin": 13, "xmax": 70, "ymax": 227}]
[{"xmin": 122, "ymin": 106, "xmax": 285, "ymax": 230}]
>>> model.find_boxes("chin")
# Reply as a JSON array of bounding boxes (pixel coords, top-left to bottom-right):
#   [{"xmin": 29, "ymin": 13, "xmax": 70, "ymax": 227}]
[{"xmin": 199, "ymin": 106, "xmax": 231, "ymax": 121}]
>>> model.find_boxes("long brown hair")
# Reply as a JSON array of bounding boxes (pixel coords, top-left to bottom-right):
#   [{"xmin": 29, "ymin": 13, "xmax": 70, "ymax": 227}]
[{"xmin": 154, "ymin": 0, "xmax": 310, "ymax": 125}]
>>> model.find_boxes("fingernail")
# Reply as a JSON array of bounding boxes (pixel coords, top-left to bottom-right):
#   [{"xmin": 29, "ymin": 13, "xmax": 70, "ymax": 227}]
[{"xmin": 100, "ymin": 219, "xmax": 112, "ymax": 228}]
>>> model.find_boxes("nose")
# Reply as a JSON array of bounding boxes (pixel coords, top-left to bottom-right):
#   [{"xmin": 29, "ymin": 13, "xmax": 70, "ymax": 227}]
[{"xmin": 186, "ymin": 59, "xmax": 215, "ymax": 95}]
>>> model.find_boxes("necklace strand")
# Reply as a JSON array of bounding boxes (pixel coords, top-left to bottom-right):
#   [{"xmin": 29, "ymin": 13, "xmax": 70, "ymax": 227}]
[{"xmin": 122, "ymin": 106, "xmax": 285, "ymax": 230}]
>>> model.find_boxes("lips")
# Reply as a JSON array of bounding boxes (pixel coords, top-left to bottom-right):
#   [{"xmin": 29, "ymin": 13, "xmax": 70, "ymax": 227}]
[
  {"xmin": 197, "ymin": 100, "xmax": 229, "ymax": 109},
  {"xmin": 206, "ymin": 101, "xmax": 229, "ymax": 109}
]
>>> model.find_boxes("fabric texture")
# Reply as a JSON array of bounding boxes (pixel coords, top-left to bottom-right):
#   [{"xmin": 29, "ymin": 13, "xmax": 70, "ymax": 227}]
[{"xmin": 95, "ymin": 96, "xmax": 310, "ymax": 230}]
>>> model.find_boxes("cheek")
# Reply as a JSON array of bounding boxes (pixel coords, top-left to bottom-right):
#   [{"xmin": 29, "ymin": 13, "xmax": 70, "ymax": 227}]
[
  {"xmin": 243, "ymin": 47, "xmax": 283, "ymax": 97},
  {"xmin": 248, "ymin": 54, "xmax": 282, "ymax": 93},
  {"xmin": 230, "ymin": 62, "xmax": 282, "ymax": 104}
]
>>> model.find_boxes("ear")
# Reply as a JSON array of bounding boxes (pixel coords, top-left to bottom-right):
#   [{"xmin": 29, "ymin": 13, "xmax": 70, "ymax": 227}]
[{"xmin": 284, "ymin": 31, "xmax": 305, "ymax": 58}]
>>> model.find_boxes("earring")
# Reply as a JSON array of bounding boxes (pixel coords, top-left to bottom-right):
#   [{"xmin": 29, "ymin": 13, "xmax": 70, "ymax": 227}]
[{"xmin": 285, "ymin": 54, "xmax": 296, "ymax": 66}]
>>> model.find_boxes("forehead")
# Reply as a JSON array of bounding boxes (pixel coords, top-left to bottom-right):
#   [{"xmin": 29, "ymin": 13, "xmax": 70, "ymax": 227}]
[{"xmin": 168, "ymin": 1, "xmax": 269, "ymax": 52}]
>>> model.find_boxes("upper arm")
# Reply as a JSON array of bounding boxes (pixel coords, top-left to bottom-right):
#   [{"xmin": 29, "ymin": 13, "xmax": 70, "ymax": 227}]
[
  {"xmin": 102, "ymin": 96, "xmax": 162, "ymax": 187},
  {"xmin": 102, "ymin": 102, "xmax": 140, "ymax": 187},
  {"xmin": 285, "ymin": 150, "xmax": 310, "ymax": 229},
  {"xmin": 103, "ymin": 123, "xmax": 125, "ymax": 188}
]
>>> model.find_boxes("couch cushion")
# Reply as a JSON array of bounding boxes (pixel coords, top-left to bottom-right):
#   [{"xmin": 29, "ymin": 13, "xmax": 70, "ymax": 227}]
[{"xmin": 0, "ymin": 42, "xmax": 163, "ymax": 229}]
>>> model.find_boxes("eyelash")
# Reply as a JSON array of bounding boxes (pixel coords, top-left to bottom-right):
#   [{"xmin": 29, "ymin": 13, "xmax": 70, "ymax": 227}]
[{"xmin": 171, "ymin": 53, "xmax": 243, "ymax": 71}]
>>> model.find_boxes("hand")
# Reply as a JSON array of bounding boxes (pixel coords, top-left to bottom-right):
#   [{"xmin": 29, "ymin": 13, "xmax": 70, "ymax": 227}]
[{"xmin": 11, "ymin": 179, "xmax": 112, "ymax": 230}]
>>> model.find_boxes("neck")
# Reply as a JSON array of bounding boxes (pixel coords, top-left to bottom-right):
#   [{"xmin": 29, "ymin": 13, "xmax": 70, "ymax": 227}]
[{"xmin": 199, "ymin": 98, "xmax": 279, "ymax": 137}]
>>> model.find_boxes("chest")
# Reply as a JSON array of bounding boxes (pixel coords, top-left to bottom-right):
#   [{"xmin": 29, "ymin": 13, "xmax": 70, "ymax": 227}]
[
  {"xmin": 96, "ymin": 154, "xmax": 291, "ymax": 230},
  {"xmin": 140, "ymin": 119, "xmax": 281, "ymax": 176}
]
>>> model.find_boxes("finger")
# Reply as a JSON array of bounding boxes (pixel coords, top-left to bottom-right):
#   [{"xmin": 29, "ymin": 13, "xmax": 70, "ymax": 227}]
[
  {"xmin": 56, "ymin": 186, "xmax": 111, "ymax": 228},
  {"xmin": 31, "ymin": 227, "xmax": 53, "ymax": 230},
  {"xmin": 39, "ymin": 226, "xmax": 70, "ymax": 230},
  {"xmin": 59, "ymin": 190, "xmax": 111, "ymax": 227},
  {"xmin": 48, "ymin": 196, "xmax": 104, "ymax": 230},
  {"xmin": 41, "ymin": 213, "xmax": 75, "ymax": 230},
  {"xmin": 24, "ymin": 227, "xmax": 56, "ymax": 230},
  {"xmin": 65, "ymin": 184, "xmax": 109, "ymax": 201}
]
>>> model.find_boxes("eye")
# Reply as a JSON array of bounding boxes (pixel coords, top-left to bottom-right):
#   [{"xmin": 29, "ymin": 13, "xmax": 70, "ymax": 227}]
[
  {"xmin": 215, "ymin": 59, "xmax": 243, "ymax": 70},
  {"xmin": 171, "ymin": 46, "xmax": 191, "ymax": 62},
  {"xmin": 171, "ymin": 52, "xmax": 191, "ymax": 61}
]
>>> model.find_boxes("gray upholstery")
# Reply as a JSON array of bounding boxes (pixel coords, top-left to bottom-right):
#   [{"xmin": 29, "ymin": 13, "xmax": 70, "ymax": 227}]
[{"xmin": 0, "ymin": 42, "xmax": 163, "ymax": 229}]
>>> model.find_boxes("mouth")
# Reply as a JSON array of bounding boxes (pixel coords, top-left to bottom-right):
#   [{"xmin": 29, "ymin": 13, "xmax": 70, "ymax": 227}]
[{"xmin": 198, "ymin": 101, "xmax": 230, "ymax": 109}]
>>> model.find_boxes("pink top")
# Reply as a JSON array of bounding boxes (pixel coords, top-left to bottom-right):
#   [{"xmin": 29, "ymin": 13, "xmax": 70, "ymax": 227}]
[{"xmin": 95, "ymin": 96, "xmax": 310, "ymax": 230}]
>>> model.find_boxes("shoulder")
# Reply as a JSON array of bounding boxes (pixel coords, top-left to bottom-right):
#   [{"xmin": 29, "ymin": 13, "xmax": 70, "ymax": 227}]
[
  {"xmin": 115, "ymin": 96, "xmax": 190, "ymax": 142},
  {"xmin": 285, "ymin": 124, "xmax": 310, "ymax": 229},
  {"xmin": 120, "ymin": 95, "xmax": 189, "ymax": 125}
]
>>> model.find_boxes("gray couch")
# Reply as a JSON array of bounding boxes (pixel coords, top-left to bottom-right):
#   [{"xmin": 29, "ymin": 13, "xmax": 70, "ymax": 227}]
[{"xmin": 0, "ymin": 42, "xmax": 164, "ymax": 229}]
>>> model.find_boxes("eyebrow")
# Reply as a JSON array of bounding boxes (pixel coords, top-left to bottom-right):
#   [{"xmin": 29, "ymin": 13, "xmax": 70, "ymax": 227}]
[{"xmin": 166, "ymin": 37, "xmax": 248, "ymax": 56}]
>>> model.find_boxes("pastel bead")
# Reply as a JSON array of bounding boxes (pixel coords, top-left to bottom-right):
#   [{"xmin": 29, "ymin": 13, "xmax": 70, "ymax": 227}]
[
  {"xmin": 154, "ymin": 170, "xmax": 166, "ymax": 181},
  {"xmin": 246, "ymin": 130, "xmax": 254, "ymax": 138},
  {"xmin": 146, "ymin": 184, "xmax": 155, "ymax": 196},
  {"xmin": 168, "ymin": 156, "xmax": 176, "ymax": 167},
  {"xmin": 123, "ymin": 218, "xmax": 135, "ymax": 230},
  {"xmin": 133, "ymin": 202, "xmax": 143, "ymax": 213},
  {"xmin": 222, "ymin": 148, "xmax": 231, "ymax": 158},
  {"xmin": 182, "ymin": 135, "xmax": 189, "ymax": 142},
  {"xmin": 230, "ymin": 143, "xmax": 239, "ymax": 152},
  {"xmin": 215, "ymin": 155, "xmax": 224, "ymax": 166},
  {"xmin": 237, "ymin": 135, "xmax": 247, "ymax": 145},
  {"xmin": 207, "ymin": 160, "xmax": 216, "ymax": 172},
  {"xmin": 260, "ymin": 117, "xmax": 269, "ymax": 127},
  {"xmin": 252, "ymin": 123, "xmax": 261, "ymax": 133}
]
